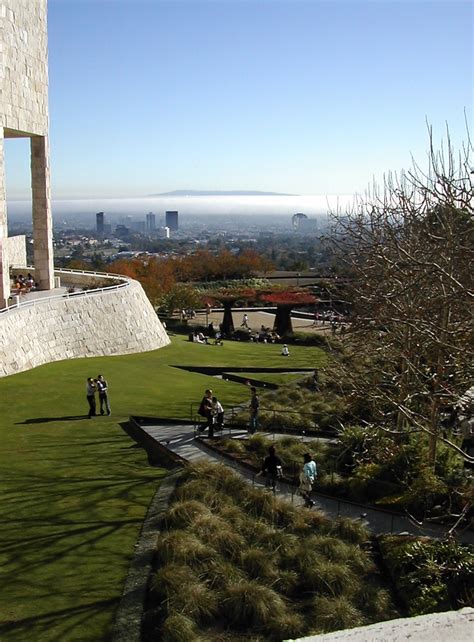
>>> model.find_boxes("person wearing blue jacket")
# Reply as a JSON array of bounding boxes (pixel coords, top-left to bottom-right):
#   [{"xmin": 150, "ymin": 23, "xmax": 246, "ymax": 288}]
[{"xmin": 299, "ymin": 452, "xmax": 317, "ymax": 507}]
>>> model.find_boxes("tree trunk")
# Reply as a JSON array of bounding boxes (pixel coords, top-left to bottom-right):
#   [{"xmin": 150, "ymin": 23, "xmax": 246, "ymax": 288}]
[
  {"xmin": 274, "ymin": 305, "xmax": 293, "ymax": 336},
  {"xmin": 221, "ymin": 301, "xmax": 235, "ymax": 335}
]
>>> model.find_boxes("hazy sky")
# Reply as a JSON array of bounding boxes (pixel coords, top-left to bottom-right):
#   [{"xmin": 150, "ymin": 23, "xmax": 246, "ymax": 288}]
[{"xmin": 3, "ymin": 0, "xmax": 472, "ymax": 200}]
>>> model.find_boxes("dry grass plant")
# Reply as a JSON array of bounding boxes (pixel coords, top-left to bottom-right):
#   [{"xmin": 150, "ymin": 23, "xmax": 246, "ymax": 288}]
[
  {"xmin": 222, "ymin": 579, "xmax": 289, "ymax": 630},
  {"xmin": 165, "ymin": 499, "xmax": 211, "ymax": 529},
  {"xmin": 159, "ymin": 613, "xmax": 199, "ymax": 642},
  {"xmin": 155, "ymin": 530, "xmax": 213, "ymax": 568},
  {"xmin": 308, "ymin": 594, "xmax": 366, "ymax": 632}
]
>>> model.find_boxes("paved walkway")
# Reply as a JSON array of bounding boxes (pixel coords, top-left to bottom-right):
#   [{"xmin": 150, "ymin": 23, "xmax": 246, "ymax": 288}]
[{"xmin": 136, "ymin": 419, "xmax": 473, "ymax": 544}]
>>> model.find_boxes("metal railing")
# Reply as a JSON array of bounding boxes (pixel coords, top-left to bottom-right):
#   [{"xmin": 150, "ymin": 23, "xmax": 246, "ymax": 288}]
[{"xmin": 0, "ymin": 267, "xmax": 131, "ymax": 315}]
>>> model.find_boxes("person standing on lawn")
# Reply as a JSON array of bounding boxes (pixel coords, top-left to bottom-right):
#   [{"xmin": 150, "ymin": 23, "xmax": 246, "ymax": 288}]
[
  {"xmin": 96, "ymin": 374, "xmax": 111, "ymax": 416},
  {"xmin": 86, "ymin": 377, "xmax": 97, "ymax": 418}
]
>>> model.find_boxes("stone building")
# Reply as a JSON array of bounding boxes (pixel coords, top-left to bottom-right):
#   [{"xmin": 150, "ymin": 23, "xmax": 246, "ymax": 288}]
[
  {"xmin": 0, "ymin": 0, "xmax": 53, "ymax": 308},
  {"xmin": 0, "ymin": 0, "xmax": 170, "ymax": 376}
]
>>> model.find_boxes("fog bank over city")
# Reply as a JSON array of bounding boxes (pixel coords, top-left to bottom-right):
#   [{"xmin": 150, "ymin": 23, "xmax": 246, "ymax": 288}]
[{"xmin": 7, "ymin": 193, "xmax": 353, "ymax": 224}]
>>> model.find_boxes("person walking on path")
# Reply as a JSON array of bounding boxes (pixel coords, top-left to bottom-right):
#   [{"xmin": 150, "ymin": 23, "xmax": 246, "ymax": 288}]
[
  {"xmin": 258, "ymin": 445, "xmax": 283, "ymax": 493},
  {"xmin": 299, "ymin": 452, "xmax": 317, "ymax": 507},
  {"xmin": 96, "ymin": 374, "xmax": 111, "ymax": 416},
  {"xmin": 198, "ymin": 388, "xmax": 214, "ymax": 438},
  {"xmin": 86, "ymin": 377, "xmax": 97, "ymax": 418},
  {"xmin": 212, "ymin": 396, "xmax": 224, "ymax": 431},
  {"xmin": 241, "ymin": 313, "xmax": 249, "ymax": 329},
  {"xmin": 249, "ymin": 386, "xmax": 260, "ymax": 434}
]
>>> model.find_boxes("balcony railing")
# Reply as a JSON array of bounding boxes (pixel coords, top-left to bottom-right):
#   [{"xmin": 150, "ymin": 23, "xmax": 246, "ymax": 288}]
[{"xmin": 0, "ymin": 267, "xmax": 131, "ymax": 315}]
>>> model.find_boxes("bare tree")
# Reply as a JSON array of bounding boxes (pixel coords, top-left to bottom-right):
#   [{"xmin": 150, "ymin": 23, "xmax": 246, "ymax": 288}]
[{"xmin": 328, "ymin": 126, "xmax": 473, "ymax": 466}]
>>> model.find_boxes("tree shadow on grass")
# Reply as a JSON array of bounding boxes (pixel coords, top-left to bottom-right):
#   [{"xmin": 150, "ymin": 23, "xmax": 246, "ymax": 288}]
[
  {"xmin": 16, "ymin": 415, "xmax": 88, "ymax": 424},
  {"xmin": 0, "ymin": 597, "xmax": 118, "ymax": 639}
]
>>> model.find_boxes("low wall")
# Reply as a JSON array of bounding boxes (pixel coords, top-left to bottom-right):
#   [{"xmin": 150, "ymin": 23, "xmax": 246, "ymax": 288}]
[{"xmin": 0, "ymin": 278, "xmax": 170, "ymax": 376}]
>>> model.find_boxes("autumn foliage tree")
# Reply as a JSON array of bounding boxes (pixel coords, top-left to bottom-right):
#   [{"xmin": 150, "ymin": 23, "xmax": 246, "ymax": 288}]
[
  {"xmin": 108, "ymin": 257, "xmax": 175, "ymax": 307},
  {"xmin": 261, "ymin": 290, "xmax": 317, "ymax": 336},
  {"xmin": 207, "ymin": 288, "xmax": 257, "ymax": 334}
]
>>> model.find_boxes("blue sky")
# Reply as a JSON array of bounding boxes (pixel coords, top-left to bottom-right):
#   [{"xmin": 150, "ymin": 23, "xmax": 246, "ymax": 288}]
[{"xmin": 4, "ymin": 0, "xmax": 473, "ymax": 200}]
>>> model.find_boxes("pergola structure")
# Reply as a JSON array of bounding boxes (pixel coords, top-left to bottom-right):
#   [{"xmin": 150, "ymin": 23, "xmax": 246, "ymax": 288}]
[{"xmin": 0, "ymin": 0, "xmax": 54, "ymax": 307}]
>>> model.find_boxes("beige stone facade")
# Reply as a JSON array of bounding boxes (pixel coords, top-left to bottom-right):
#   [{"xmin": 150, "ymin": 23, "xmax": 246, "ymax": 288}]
[
  {"xmin": 0, "ymin": 278, "xmax": 170, "ymax": 377},
  {"xmin": 0, "ymin": 0, "xmax": 53, "ymax": 306}
]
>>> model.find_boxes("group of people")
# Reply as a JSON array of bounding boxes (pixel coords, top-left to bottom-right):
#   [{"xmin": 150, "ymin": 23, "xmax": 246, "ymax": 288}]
[
  {"xmin": 197, "ymin": 389, "xmax": 225, "ymax": 438},
  {"xmin": 196, "ymin": 386, "xmax": 316, "ymax": 506},
  {"xmin": 11, "ymin": 273, "xmax": 37, "ymax": 295},
  {"xmin": 85, "ymin": 375, "xmax": 111, "ymax": 418}
]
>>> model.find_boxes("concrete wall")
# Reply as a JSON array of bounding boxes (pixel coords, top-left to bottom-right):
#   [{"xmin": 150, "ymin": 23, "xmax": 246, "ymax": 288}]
[
  {"xmin": 287, "ymin": 607, "xmax": 474, "ymax": 642},
  {"xmin": 0, "ymin": 279, "xmax": 170, "ymax": 376}
]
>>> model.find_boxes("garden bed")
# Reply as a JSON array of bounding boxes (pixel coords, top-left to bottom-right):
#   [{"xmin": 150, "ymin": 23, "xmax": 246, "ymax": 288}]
[{"xmin": 143, "ymin": 462, "xmax": 398, "ymax": 641}]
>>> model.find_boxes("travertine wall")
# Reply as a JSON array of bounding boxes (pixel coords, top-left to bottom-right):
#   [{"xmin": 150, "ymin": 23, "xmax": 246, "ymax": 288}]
[
  {"xmin": 4, "ymin": 234, "xmax": 26, "ymax": 266},
  {"xmin": 0, "ymin": 0, "xmax": 49, "ymax": 136},
  {"xmin": 0, "ymin": 279, "xmax": 170, "ymax": 376},
  {"xmin": 0, "ymin": 0, "xmax": 53, "ymax": 304}
]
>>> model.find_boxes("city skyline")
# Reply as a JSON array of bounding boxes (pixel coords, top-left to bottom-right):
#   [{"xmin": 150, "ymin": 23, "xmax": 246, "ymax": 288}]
[{"xmin": 3, "ymin": 0, "xmax": 472, "ymax": 202}]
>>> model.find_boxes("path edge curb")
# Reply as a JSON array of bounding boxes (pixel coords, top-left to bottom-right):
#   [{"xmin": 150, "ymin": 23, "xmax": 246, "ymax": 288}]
[{"xmin": 111, "ymin": 464, "xmax": 182, "ymax": 642}]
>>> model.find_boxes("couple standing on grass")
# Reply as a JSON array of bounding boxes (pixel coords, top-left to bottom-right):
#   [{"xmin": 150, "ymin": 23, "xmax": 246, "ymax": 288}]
[{"xmin": 86, "ymin": 375, "xmax": 111, "ymax": 418}]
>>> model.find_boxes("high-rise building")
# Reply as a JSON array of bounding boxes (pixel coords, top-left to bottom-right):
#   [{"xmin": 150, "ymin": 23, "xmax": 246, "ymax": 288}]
[
  {"xmin": 96, "ymin": 211, "xmax": 105, "ymax": 235},
  {"xmin": 146, "ymin": 212, "xmax": 156, "ymax": 232},
  {"xmin": 165, "ymin": 210, "xmax": 178, "ymax": 231}
]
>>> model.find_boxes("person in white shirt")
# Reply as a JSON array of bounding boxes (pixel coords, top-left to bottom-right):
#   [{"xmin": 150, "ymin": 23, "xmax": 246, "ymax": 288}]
[
  {"xmin": 212, "ymin": 396, "xmax": 224, "ymax": 430},
  {"xmin": 281, "ymin": 344, "xmax": 290, "ymax": 357}
]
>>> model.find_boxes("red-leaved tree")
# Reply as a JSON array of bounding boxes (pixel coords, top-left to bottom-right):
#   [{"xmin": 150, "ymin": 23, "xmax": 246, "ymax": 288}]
[{"xmin": 261, "ymin": 290, "xmax": 317, "ymax": 336}]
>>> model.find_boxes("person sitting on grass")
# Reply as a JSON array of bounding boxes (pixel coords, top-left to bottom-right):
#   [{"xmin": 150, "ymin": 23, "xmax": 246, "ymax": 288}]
[{"xmin": 281, "ymin": 344, "xmax": 290, "ymax": 356}]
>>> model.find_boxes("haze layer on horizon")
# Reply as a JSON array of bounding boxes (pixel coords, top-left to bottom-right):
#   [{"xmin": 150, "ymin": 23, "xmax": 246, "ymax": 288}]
[{"xmin": 7, "ymin": 194, "xmax": 352, "ymax": 222}]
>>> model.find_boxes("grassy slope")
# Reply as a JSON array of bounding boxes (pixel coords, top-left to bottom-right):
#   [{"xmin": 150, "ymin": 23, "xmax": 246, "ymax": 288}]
[{"xmin": 0, "ymin": 336, "xmax": 325, "ymax": 642}]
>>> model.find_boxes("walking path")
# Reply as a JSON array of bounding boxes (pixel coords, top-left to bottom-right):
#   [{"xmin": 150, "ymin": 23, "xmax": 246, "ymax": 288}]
[{"xmin": 132, "ymin": 418, "xmax": 473, "ymax": 544}]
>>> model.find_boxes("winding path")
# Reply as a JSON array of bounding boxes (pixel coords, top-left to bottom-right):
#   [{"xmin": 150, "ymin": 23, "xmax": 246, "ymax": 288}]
[{"xmin": 129, "ymin": 417, "xmax": 474, "ymax": 544}]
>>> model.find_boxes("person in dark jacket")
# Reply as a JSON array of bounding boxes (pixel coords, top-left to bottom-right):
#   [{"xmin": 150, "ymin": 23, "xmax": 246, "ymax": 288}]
[
  {"xmin": 198, "ymin": 388, "xmax": 214, "ymax": 438},
  {"xmin": 96, "ymin": 374, "xmax": 111, "ymax": 416},
  {"xmin": 260, "ymin": 445, "xmax": 283, "ymax": 492}
]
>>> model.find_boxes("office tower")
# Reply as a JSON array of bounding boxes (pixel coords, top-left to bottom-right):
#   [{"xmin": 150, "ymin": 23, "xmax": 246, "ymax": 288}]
[
  {"xmin": 96, "ymin": 211, "xmax": 105, "ymax": 235},
  {"xmin": 146, "ymin": 212, "xmax": 156, "ymax": 233},
  {"xmin": 165, "ymin": 210, "xmax": 178, "ymax": 231}
]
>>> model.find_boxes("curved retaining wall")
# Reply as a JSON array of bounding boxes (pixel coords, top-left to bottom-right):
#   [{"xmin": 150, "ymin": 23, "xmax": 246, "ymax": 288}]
[{"xmin": 0, "ymin": 279, "xmax": 170, "ymax": 377}]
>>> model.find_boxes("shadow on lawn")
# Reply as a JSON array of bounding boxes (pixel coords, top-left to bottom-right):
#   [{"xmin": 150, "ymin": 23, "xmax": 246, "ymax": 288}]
[
  {"xmin": 0, "ymin": 597, "xmax": 118, "ymax": 639},
  {"xmin": 16, "ymin": 415, "xmax": 88, "ymax": 424}
]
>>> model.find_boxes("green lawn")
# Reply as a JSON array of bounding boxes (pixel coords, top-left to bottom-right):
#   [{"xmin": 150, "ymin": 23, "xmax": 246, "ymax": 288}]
[{"xmin": 0, "ymin": 336, "xmax": 325, "ymax": 641}]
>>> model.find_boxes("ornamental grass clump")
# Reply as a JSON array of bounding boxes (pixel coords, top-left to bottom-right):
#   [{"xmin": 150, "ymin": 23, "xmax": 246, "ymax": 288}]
[
  {"xmin": 155, "ymin": 530, "xmax": 211, "ymax": 568},
  {"xmin": 222, "ymin": 579, "xmax": 289, "ymax": 630},
  {"xmin": 308, "ymin": 594, "xmax": 366, "ymax": 633},
  {"xmin": 164, "ymin": 499, "xmax": 211, "ymax": 529},
  {"xmin": 298, "ymin": 559, "xmax": 358, "ymax": 597},
  {"xmin": 328, "ymin": 516, "xmax": 370, "ymax": 544},
  {"xmin": 191, "ymin": 512, "xmax": 245, "ymax": 560},
  {"xmin": 240, "ymin": 547, "xmax": 279, "ymax": 581},
  {"xmin": 159, "ymin": 614, "xmax": 199, "ymax": 642}
]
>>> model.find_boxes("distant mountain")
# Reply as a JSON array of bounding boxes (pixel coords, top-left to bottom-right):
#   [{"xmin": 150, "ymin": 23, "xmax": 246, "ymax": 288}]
[{"xmin": 148, "ymin": 189, "xmax": 297, "ymax": 197}]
